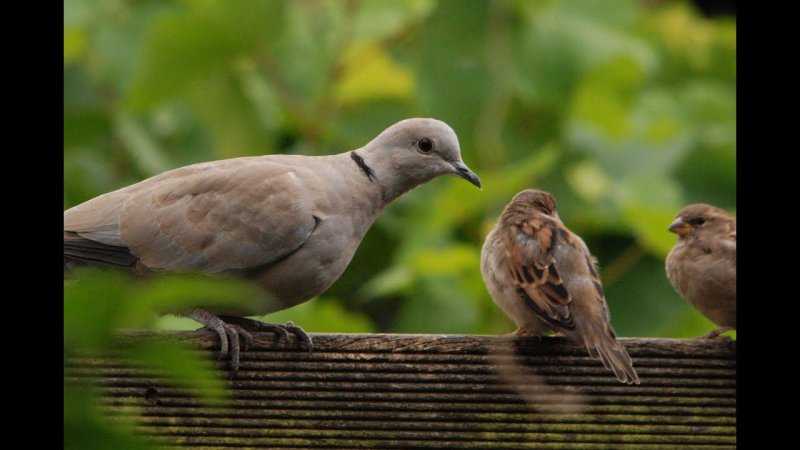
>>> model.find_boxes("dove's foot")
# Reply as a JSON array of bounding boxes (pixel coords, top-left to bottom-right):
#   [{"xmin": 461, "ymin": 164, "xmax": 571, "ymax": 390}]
[
  {"xmin": 219, "ymin": 316, "xmax": 314, "ymax": 352},
  {"xmin": 186, "ymin": 309, "xmax": 253, "ymax": 378},
  {"xmin": 699, "ymin": 326, "xmax": 734, "ymax": 339}
]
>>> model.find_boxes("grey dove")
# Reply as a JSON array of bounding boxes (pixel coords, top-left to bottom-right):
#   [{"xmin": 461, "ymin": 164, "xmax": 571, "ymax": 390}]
[
  {"xmin": 64, "ymin": 118, "xmax": 481, "ymax": 372},
  {"xmin": 481, "ymin": 189, "xmax": 639, "ymax": 384},
  {"xmin": 666, "ymin": 204, "xmax": 736, "ymax": 339}
]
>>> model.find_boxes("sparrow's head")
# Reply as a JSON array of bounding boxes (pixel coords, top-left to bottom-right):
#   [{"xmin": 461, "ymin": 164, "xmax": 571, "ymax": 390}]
[
  {"xmin": 668, "ymin": 203, "xmax": 735, "ymax": 239},
  {"xmin": 499, "ymin": 189, "xmax": 563, "ymax": 227},
  {"xmin": 510, "ymin": 189, "xmax": 558, "ymax": 217}
]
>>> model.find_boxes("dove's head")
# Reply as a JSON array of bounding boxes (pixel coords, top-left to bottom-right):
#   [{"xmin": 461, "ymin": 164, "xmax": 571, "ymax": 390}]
[
  {"xmin": 360, "ymin": 118, "xmax": 481, "ymax": 201},
  {"xmin": 668, "ymin": 203, "xmax": 735, "ymax": 239}
]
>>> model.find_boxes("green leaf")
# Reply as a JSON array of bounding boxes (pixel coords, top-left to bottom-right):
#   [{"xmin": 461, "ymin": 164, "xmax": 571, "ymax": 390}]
[
  {"xmin": 411, "ymin": 244, "xmax": 479, "ymax": 277},
  {"xmin": 153, "ymin": 314, "xmax": 202, "ymax": 331},
  {"xmin": 237, "ymin": 62, "xmax": 284, "ymax": 134},
  {"xmin": 353, "ymin": 0, "xmax": 436, "ymax": 40},
  {"xmin": 65, "ymin": 269, "xmax": 266, "ymax": 347},
  {"xmin": 614, "ymin": 175, "xmax": 683, "ymax": 258},
  {"xmin": 64, "ymin": 28, "xmax": 87, "ymax": 65},
  {"xmin": 272, "ymin": 1, "xmax": 345, "ymax": 109},
  {"xmin": 123, "ymin": 274, "xmax": 268, "ymax": 325},
  {"xmin": 393, "ymin": 276, "xmax": 480, "ymax": 333},
  {"xmin": 414, "ymin": 0, "xmax": 490, "ymax": 151},
  {"xmin": 64, "ymin": 269, "xmax": 132, "ymax": 351},
  {"xmin": 513, "ymin": 0, "xmax": 655, "ymax": 108},
  {"xmin": 115, "ymin": 114, "xmax": 172, "ymax": 176},
  {"xmin": 127, "ymin": 0, "xmax": 285, "ymax": 108},
  {"xmin": 361, "ymin": 265, "xmax": 413, "ymax": 298},
  {"xmin": 603, "ymin": 255, "xmax": 688, "ymax": 338},
  {"xmin": 260, "ymin": 297, "xmax": 376, "ymax": 333},
  {"xmin": 570, "ymin": 56, "xmax": 644, "ymax": 138},
  {"xmin": 566, "ymin": 160, "xmax": 614, "ymax": 201},
  {"xmin": 568, "ymin": 75, "xmax": 693, "ymax": 179},
  {"xmin": 125, "ymin": 339, "xmax": 229, "ymax": 407},
  {"xmin": 64, "ymin": 0, "xmax": 92, "ymax": 29},
  {"xmin": 658, "ymin": 302, "xmax": 734, "ymax": 339},
  {"xmin": 333, "ymin": 41, "xmax": 414, "ymax": 106},
  {"xmin": 189, "ymin": 71, "xmax": 276, "ymax": 158},
  {"xmin": 65, "ymin": 384, "xmax": 155, "ymax": 450}
]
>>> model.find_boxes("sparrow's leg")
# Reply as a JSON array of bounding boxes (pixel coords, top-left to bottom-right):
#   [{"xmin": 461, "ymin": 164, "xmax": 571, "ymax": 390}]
[
  {"xmin": 186, "ymin": 309, "xmax": 253, "ymax": 377},
  {"xmin": 700, "ymin": 326, "xmax": 734, "ymax": 339},
  {"xmin": 509, "ymin": 328, "xmax": 550, "ymax": 344},
  {"xmin": 219, "ymin": 316, "xmax": 314, "ymax": 352}
]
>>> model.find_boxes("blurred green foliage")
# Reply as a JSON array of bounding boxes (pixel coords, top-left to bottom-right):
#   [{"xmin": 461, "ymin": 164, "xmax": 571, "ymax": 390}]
[
  {"xmin": 64, "ymin": 269, "xmax": 267, "ymax": 449},
  {"xmin": 65, "ymin": 0, "xmax": 734, "ymax": 344}
]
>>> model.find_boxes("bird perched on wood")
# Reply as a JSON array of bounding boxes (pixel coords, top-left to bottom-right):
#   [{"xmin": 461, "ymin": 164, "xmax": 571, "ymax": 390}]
[
  {"xmin": 665, "ymin": 204, "xmax": 736, "ymax": 339},
  {"xmin": 481, "ymin": 189, "xmax": 639, "ymax": 385},
  {"xmin": 64, "ymin": 118, "xmax": 481, "ymax": 373}
]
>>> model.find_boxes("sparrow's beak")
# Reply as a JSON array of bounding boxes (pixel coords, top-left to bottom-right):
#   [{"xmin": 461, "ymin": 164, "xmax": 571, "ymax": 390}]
[
  {"xmin": 668, "ymin": 217, "xmax": 691, "ymax": 236},
  {"xmin": 450, "ymin": 160, "xmax": 482, "ymax": 188}
]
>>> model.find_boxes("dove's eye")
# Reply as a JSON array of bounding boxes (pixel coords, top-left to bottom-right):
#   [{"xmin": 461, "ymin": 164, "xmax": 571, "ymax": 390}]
[{"xmin": 416, "ymin": 138, "xmax": 434, "ymax": 153}]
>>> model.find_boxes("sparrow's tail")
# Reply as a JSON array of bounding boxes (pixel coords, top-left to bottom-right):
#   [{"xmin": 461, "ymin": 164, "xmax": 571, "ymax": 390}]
[{"xmin": 580, "ymin": 322, "xmax": 640, "ymax": 385}]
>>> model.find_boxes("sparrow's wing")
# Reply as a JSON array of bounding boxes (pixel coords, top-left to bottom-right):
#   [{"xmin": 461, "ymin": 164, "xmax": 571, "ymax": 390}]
[{"xmin": 502, "ymin": 214, "xmax": 576, "ymax": 329}]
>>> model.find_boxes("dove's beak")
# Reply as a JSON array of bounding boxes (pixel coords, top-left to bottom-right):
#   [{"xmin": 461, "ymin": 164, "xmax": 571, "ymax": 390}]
[
  {"xmin": 451, "ymin": 161, "xmax": 482, "ymax": 188},
  {"xmin": 668, "ymin": 217, "xmax": 691, "ymax": 236}
]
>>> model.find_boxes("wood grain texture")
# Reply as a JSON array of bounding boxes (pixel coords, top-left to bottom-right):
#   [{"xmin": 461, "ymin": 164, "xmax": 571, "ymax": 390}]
[{"xmin": 65, "ymin": 332, "xmax": 736, "ymax": 449}]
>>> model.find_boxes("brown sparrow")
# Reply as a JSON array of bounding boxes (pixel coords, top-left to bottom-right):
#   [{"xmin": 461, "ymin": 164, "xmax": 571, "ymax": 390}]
[
  {"xmin": 481, "ymin": 189, "xmax": 639, "ymax": 384},
  {"xmin": 665, "ymin": 204, "xmax": 736, "ymax": 339}
]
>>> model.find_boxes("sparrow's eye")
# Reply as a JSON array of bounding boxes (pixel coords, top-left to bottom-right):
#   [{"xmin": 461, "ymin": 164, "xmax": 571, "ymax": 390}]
[
  {"xmin": 694, "ymin": 217, "xmax": 707, "ymax": 226},
  {"xmin": 416, "ymin": 138, "xmax": 434, "ymax": 153}
]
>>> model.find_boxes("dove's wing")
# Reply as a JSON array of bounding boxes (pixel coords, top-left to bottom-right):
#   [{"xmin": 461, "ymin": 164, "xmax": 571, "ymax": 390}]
[{"xmin": 64, "ymin": 159, "xmax": 320, "ymax": 274}]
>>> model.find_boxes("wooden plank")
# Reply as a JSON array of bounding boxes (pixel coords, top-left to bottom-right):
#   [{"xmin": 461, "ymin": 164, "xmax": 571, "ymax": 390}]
[{"xmin": 66, "ymin": 332, "xmax": 736, "ymax": 449}]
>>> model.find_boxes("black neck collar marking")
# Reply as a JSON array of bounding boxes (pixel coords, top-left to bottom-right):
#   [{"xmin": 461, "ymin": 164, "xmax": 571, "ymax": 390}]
[{"xmin": 350, "ymin": 151, "xmax": 377, "ymax": 183}]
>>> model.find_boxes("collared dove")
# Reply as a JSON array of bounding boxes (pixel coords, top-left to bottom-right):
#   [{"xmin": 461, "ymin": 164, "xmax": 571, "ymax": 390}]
[
  {"xmin": 666, "ymin": 204, "xmax": 736, "ymax": 339},
  {"xmin": 481, "ymin": 189, "xmax": 639, "ymax": 384},
  {"xmin": 65, "ymin": 118, "xmax": 481, "ymax": 372}
]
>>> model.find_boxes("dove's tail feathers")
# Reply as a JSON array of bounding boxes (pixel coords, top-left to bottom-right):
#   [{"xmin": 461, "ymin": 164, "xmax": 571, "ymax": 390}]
[
  {"xmin": 580, "ymin": 322, "xmax": 640, "ymax": 385},
  {"xmin": 64, "ymin": 231, "xmax": 138, "ymax": 271}
]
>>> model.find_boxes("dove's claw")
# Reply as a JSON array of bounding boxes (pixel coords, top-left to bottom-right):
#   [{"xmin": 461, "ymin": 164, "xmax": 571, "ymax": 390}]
[
  {"xmin": 187, "ymin": 310, "xmax": 253, "ymax": 377},
  {"xmin": 281, "ymin": 321, "xmax": 314, "ymax": 352},
  {"xmin": 218, "ymin": 316, "xmax": 313, "ymax": 352}
]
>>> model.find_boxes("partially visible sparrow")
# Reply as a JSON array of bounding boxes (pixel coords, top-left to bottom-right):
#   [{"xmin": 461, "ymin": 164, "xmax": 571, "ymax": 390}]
[
  {"xmin": 665, "ymin": 204, "xmax": 736, "ymax": 339},
  {"xmin": 481, "ymin": 189, "xmax": 639, "ymax": 385}
]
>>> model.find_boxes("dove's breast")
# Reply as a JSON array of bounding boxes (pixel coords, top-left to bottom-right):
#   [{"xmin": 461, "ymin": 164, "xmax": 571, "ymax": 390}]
[{"xmin": 243, "ymin": 155, "xmax": 387, "ymax": 313}]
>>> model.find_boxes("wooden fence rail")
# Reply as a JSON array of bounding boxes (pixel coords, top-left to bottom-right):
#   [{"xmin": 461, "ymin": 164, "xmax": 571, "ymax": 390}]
[{"xmin": 65, "ymin": 332, "xmax": 736, "ymax": 449}]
